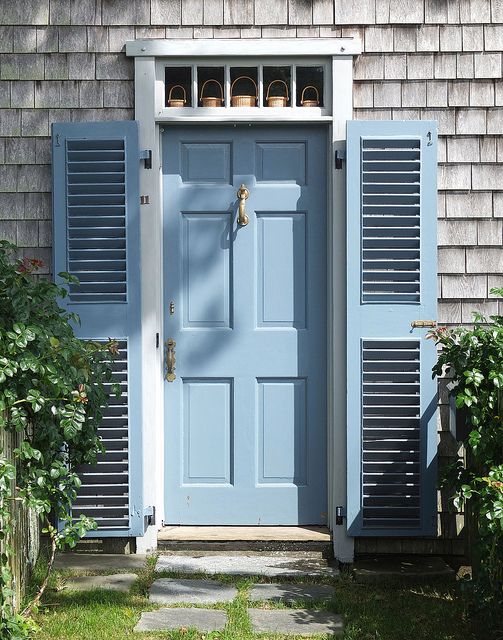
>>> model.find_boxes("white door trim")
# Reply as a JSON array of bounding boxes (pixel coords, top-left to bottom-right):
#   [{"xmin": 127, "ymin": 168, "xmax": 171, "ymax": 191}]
[
  {"xmin": 127, "ymin": 37, "xmax": 361, "ymax": 58},
  {"xmin": 130, "ymin": 40, "xmax": 359, "ymax": 562}
]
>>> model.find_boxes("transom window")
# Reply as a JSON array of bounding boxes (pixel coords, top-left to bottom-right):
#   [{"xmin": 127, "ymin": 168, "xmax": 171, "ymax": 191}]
[{"xmin": 155, "ymin": 57, "xmax": 331, "ymax": 118}]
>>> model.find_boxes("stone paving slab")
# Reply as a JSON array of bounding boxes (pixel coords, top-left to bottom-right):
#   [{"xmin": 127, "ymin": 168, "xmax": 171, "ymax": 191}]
[
  {"xmin": 249, "ymin": 582, "xmax": 335, "ymax": 603},
  {"xmin": 249, "ymin": 609, "xmax": 344, "ymax": 635},
  {"xmin": 134, "ymin": 608, "xmax": 227, "ymax": 632},
  {"xmin": 55, "ymin": 553, "xmax": 147, "ymax": 571},
  {"xmin": 156, "ymin": 554, "xmax": 339, "ymax": 577},
  {"xmin": 63, "ymin": 573, "xmax": 137, "ymax": 592},
  {"xmin": 149, "ymin": 578, "xmax": 237, "ymax": 604}
]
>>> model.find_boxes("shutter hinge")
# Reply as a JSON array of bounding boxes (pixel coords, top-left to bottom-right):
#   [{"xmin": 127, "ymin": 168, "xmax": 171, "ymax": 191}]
[
  {"xmin": 140, "ymin": 195, "xmax": 150, "ymax": 205},
  {"xmin": 156, "ymin": 332, "xmax": 159, "ymax": 348},
  {"xmin": 335, "ymin": 149, "xmax": 346, "ymax": 170},
  {"xmin": 139, "ymin": 149, "xmax": 152, "ymax": 169},
  {"xmin": 144, "ymin": 505, "xmax": 156, "ymax": 526},
  {"xmin": 335, "ymin": 506, "xmax": 346, "ymax": 525}
]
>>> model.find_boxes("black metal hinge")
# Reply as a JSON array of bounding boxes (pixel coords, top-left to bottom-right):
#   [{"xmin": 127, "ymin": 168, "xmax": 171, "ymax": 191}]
[
  {"xmin": 335, "ymin": 506, "xmax": 347, "ymax": 525},
  {"xmin": 144, "ymin": 505, "xmax": 156, "ymax": 526},
  {"xmin": 335, "ymin": 149, "xmax": 346, "ymax": 170},
  {"xmin": 140, "ymin": 149, "xmax": 152, "ymax": 169}
]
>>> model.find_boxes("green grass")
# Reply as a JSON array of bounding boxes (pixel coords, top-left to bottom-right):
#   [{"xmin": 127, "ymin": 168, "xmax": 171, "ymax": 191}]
[{"xmin": 33, "ymin": 559, "xmax": 478, "ymax": 640}]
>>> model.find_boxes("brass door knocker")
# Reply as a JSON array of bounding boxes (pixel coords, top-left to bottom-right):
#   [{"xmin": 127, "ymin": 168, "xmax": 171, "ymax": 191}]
[{"xmin": 237, "ymin": 184, "xmax": 249, "ymax": 226}]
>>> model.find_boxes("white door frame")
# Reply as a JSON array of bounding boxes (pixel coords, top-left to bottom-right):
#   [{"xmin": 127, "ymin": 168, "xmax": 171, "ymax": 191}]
[{"xmin": 127, "ymin": 38, "xmax": 361, "ymax": 562}]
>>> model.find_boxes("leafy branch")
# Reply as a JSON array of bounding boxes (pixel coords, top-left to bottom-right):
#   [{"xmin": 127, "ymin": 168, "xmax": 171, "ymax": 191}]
[
  {"xmin": 428, "ymin": 288, "xmax": 503, "ymax": 635},
  {"xmin": 0, "ymin": 242, "xmax": 119, "ymax": 637}
]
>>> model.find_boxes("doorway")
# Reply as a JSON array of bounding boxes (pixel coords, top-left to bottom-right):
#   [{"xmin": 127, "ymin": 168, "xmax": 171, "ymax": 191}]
[{"xmin": 163, "ymin": 124, "xmax": 328, "ymax": 525}]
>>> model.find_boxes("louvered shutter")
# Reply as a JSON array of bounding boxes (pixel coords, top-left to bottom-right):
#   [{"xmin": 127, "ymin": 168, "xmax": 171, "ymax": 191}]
[
  {"xmin": 346, "ymin": 121, "xmax": 437, "ymax": 537},
  {"xmin": 52, "ymin": 121, "xmax": 143, "ymax": 537}
]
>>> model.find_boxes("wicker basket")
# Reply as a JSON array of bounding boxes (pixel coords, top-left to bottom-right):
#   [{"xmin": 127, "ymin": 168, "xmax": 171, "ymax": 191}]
[
  {"xmin": 300, "ymin": 85, "xmax": 320, "ymax": 107},
  {"xmin": 230, "ymin": 75, "xmax": 258, "ymax": 107},
  {"xmin": 200, "ymin": 79, "xmax": 224, "ymax": 107},
  {"xmin": 167, "ymin": 85, "xmax": 187, "ymax": 108},
  {"xmin": 266, "ymin": 79, "xmax": 289, "ymax": 107}
]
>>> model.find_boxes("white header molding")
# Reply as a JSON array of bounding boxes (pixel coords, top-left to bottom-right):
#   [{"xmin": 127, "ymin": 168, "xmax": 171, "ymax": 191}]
[{"xmin": 126, "ymin": 38, "xmax": 362, "ymax": 58}]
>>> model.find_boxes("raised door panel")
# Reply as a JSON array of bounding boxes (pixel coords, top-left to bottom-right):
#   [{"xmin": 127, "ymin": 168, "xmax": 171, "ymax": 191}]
[
  {"xmin": 257, "ymin": 378, "xmax": 307, "ymax": 486},
  {"xmin": 182, "ymin": 213, "xmax": 232, "ymax": 328},
  {"xmin": 181, "ymin": 142, "xmax": 232, "ymax": 184},
  {"xmin": 182, "ymin": 379, "xmax": 233, "ymax": 485},
  {"xmin": 256, "ymin": 213, "xmax": 306, "ymax": 328}
]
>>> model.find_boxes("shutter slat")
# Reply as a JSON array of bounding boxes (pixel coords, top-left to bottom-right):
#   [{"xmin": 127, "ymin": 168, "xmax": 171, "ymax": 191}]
[
  {"xmin": 361, "ymin": 136, "xmax": 422, "ymax": 305},
  {"xmin": 73, "ymin": 340, "xmax": 131, "ymax": 531},
  {"xmin": 65, "ymin": 136, "xmax": 128, "ymax": 303},
  {"xmin": 361, "ymin": 338, "xmax": 421, "ymax": 529}
]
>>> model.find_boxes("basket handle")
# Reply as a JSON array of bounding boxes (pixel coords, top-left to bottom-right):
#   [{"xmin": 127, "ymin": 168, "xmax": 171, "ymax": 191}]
[
  {"xmin": 168, "ymin": 84, "xmax": 186, "ymax": 103},
  {"xmin": 199, "ymin": 79, "xmax": 224, "ymax": 102},
  {"xmin": 300, "ymin": 85, "xmax": 319, "ymax": 104},
  {"xmin": 230, "ymin": 75, "xmax": 258, "ymax": 99},
  {"xmin": 265, "ymin": 79, "xmax": 289, "ymax": 101}
]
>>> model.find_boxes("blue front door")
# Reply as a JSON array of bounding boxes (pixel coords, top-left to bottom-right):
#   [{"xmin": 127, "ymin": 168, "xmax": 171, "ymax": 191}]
[{"xmin": 163, "ymin": 125, "xmax": 327, "ymax": 525}]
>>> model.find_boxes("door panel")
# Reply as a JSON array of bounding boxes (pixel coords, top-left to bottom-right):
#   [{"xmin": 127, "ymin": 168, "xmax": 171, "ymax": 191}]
[
  {"xmin": 257, "ymin": 213, "xmax": 306, "ymax": 327},
  {"xmin": 182, "ymin": 213, "xmax": 232, "ymax": 327},
  {"xmin": 163, "ymin": 125, "xmax": 327, "ymax": 525},
  {"xmin": 182, "ymin": 379, "xmax": 233, "ymax": 485}
]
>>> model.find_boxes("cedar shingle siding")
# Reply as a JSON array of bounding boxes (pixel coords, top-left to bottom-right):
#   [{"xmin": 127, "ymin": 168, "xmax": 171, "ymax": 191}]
[{"xmin": 1, "ymin": 0, "xmax": 501, "ymax": 555}]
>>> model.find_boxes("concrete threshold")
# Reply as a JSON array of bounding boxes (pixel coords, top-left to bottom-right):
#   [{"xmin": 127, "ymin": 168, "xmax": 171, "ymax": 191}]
[{"xmin": 158, "ymin": 526, "xmax": 331, "ymax": 542}]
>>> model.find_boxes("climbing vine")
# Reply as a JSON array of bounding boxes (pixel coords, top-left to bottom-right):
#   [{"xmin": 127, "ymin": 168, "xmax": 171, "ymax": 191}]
[
  {"xmin": 429, "ymin": 291, "xmax": 503, "ymax": 636},
  {"xmin": 0, "ymin": 241, "xmax": 118, "ymax": 637}
]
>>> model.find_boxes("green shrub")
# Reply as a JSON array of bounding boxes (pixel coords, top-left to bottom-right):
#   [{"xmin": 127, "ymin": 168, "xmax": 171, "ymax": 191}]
[
  {"xmin": 0, "ymin": 241, "xmax": 118, "ymax": 636},
  {"xmin": 429, "ymin": 290, "xmax": 503, "ymax": 636}
]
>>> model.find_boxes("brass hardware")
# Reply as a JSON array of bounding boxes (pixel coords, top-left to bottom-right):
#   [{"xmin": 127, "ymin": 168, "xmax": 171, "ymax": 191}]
[
  {"xmin": 237, "ymin": 184, "xmax": 249, "ymax": 227},
  {"xmin": 169, "ymin": 301, "xmax": 175, "ymax": 315},
  {"xmin": 411, "ymin": 320, "xmax": 437, "ymax": 328},
  {"xmin": 165, "ymin": 338, "xmax": 176, "ymax": 382}
]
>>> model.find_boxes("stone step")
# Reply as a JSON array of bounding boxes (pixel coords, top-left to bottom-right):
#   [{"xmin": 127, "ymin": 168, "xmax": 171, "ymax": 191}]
[
  {"xmin": 135, "ymin": 608, "xmax": 227, "ymax": 633},
  {"xmin": 249, "ymin": 609, "xmax": 344, "ymax": 635},
  {"xmin": 156, "ymin": 553, "xmax": 339, "ymax": 578},
  {"xmin": 158, "ymin": 540, "xmax": 332, "ymax": 555},
  {"xmin": 54, "ymin": 553, "xmax": 147, "ymax": 571},
  {"xmin": 62, "ymin": 573, "xmax": 137, "ymax": 592},
  {"xmin": 157, "ymin": 526, "xmax": 333, "ymax": 557},
  {"xmin": 149, "ymin": 578, "xmax": 238, "ymax": 604},
  {"xmin": 134, "ymin": 608, "xmax": 344, "ymax": 635}
]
